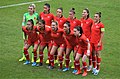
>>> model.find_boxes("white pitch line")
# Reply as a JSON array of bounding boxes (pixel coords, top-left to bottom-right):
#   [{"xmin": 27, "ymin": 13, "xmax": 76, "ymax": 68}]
[{"xmin": 0, "ymin": 0, "xmax": 50, "ymax": 9}]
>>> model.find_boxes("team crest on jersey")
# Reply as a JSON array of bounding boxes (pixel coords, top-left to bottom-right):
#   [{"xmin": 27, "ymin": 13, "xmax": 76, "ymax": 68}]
[
  {"xmin": 60, "ymin": 20, "xmax": 63, "ymax": 22},
  {"xmin": 96, "ymin": 26, "xmax": 99, "ymax": 28},
  {"xmin": 86, "ymin": 21, "xmax": 89, "ymax": 24},
  {"xmin": 73, "ymin": 21, "xmax": 76, "ymax": 24},
  {"xmin": 48, "ymin": 16, "xmax": 50, "ymax": 18},
  {"xmin": 34, "ymin": 17, "xmax": 36, "ymax": 20}
]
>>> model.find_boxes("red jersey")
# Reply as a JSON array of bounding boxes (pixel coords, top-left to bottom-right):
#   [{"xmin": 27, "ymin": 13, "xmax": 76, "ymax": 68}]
[
  {"xmin": 91, "ymin": 22, "xmax": 104, "ymax": 43},
  {"xmin": 54, "ymin": 16, "xmax": 66, "ymax": 29},
  {"xmin": 67, "ymin": 18, "xmax": 81, "ymax": 30},
  {"xmin": 76, "ymin": 34, "xmax": 88, "ymax": 49},
  {"xmin": 51, "ymin": 28, "xmax": 65, "ymax": 45},
  {"xmin": 80, "ymin": 18, "xmax": 93, "ymax": 39},
  {"xmin": 39, "ymin": 12, "xmax": 54, "ymax": 26},
  {"xmin": 64, "ymin": 31, "xmax": 77, "ymax": 47},
  {"xmin": 22, "ymin": 26, "xmax": 39, "ymax": 42},
  {"xmin": 37, "ymin": 26, "xmax": 52, "ymax": 43}
]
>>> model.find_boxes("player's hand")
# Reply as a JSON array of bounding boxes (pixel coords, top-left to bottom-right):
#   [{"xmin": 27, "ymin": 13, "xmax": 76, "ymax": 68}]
[
  {"xmin": 97, "ymin": 42, "xmax": 101, "ymax": 47},
  {"xmin": 87, "ymin": 50, "xmax": 90, "ymax": 56},
  {"xmin": 24, "ymin": 39, "xmax": 27, "ymax": 44}
]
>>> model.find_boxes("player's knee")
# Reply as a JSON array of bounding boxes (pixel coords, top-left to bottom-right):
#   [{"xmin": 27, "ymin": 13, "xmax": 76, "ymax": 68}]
[
  {"xmin": 24, "ymin": 48, "xmax": 27, "ymax": 52},
  {"xmin": 65, "ymin": 55, "xmax": 69, "ymax": 59},
  {"xmin": 96, "ymin": 51, "xmax": 101, "ymax": 57},
  {"xmin": 33, "ymin": 49, "xmax": 37, "ymax": 53},
  {"xmin": 39, "ymin": 49, "xmax": 43, "ymax": 52},
  {"xmin": 75, "ymin": 57, "xmax": 79, "ymax": 61},
  {"xmin": 82, "ymin": 57, "xmax": 86, "ymax": 62}
]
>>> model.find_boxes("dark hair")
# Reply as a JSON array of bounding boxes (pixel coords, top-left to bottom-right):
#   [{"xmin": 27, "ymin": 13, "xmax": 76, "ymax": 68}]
[
  {"xmin": 57, "ymin": 7, "xmax": 63, "ymax": 12},
  {"xmin": 70, "ymin": 8, "xmax": 75, "ymax": 14},
  {"xmin": 74, "ymin": 26, "xmax": 83, "ymax": 35},
  {"xmin": 28, "ymin": 19, "xmax": 34, "ymax": 26},
  {"xmin": 44, "ymin": 3, "xmax": 50, "ymax": 8},
  {"xmin": 39, "ymin": 19, "xmax": 45, "ymax": 25},
  {"xmin": 95, "ymin": 12, "xmax": 101, "ymax": 18},
  {"xmin": 64, "ymin": 21, "xmax": 70, "ymax": 27},
  {"xmin": 84, "ymin": 8, "xmax": 89, "ymax": 18},
  {"xmin": 44, "ymin": 3, "xmax": 50, "ymax": 13},
  {"xmin": 52, "ymin": 21, "xmax": 58, "ymax": 25}
]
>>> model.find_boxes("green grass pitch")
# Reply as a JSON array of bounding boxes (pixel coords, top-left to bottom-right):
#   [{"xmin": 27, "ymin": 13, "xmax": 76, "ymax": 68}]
[{"xmin": 0, "ymin": 0, "xmax": 120, "ymax": 79}]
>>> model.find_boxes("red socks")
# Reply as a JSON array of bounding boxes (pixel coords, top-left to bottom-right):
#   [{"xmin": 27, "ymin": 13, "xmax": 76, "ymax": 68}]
[
  {"xmin": 82, "ymin": 62, "xmax": 87, "ymax": 72},
  {"xmin": 92, "ymin": 56, "xmax": 97, "ymax": 68},
  {"xmin": 54, "ymin": 51, "xmax": 58, "ymax": 60},
  {"xmin": 24, "ymin": 48, "xmax": 29, "ymax": 60},
  {"xmin": 65, "ymin": 55, "xmax": 70, "ymax": 68},
  {"xmin": 50, "ymin": 54, "xmax": 54, "ymax": 67},
  {"xmin": 89, "ymin": 55, "xmax": 92, "ymax": 66},
  {"xmin": 58, "ymin": 56, "xmax": 63, "ymax": 69},
  {"xmin": 39, "ymin": 51, "xmax": 43, "ymax": 63},
  {"xmin": 75, "ymin": 60, "xmax": 80, "ymax": 71},
  {"xmin": 33, "ymin": 49, "xmax": 37, "ymax": 62}
]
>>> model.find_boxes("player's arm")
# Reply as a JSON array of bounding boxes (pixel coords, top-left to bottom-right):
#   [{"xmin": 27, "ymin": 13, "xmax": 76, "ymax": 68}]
[
  {"xmin": 22, "ymin": 27, "xmax": 28, "ymax": 44},
  {"xmin": 86, "ymin": 38, "xmax": 90, "ymax": 56},
  {"xmin": 22, "ymin": 14, "xmax": 26, "ymax": 26},
  {"xmin": 98, "ymin": 25, "xmax": 105, "ymax": 47},
  {"xmin": 36, "ymin": 13, "xmax": 40, "ymax": 23}
]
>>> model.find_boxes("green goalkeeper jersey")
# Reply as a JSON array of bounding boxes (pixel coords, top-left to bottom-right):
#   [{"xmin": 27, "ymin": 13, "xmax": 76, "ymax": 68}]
[{"xmin": 22, "ymin": 12, "xmax": 39, "ymax": 26}]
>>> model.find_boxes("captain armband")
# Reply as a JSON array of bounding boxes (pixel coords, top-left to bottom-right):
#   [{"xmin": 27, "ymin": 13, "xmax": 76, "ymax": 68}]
[{"xmin": 101, "ymin": 28, "xmax": 105, "ymax": 32}]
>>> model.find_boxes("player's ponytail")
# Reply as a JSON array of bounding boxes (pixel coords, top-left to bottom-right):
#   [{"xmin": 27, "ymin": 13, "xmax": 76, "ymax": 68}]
[
  {"xmin": 71, "ymin": 8, "xmax": 75, "ymax": 11},
  {"xmin": 99, "ymin": 12, "xmax": 101, "ymax": 17},
  {"xmin": 57, "ymin": 7, "xmax": 63, "ymax": 12},
  {"xmin": 70, "ymin": 8, "xmax": 75, "ymax": 14},
  {"xmin": 95, "ymin": 12, "xmax": 102, "ymax": 18}
]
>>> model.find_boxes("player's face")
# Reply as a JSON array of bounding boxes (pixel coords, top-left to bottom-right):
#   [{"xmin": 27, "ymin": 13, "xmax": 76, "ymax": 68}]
[
  {"xmin": 73, "ymin": 28, "xmax": 79, "ymax": 36},
  {"xmin": 56, "ymin": 9, "xmax": 62, "ymax": 16},
  {"xmin": 28, "ymin": 6, "xmax": 34, "ymax": 13},
  {"xmin": 43, "ymin": 5, "xmax": 49, "ymax": 12},
  {"xmin": 27, "ymin": 22, "xmax": 32, "ymax": 30},
  {"xmin": 94, "ymin": 14, "xmax": 100, "ymax": 23},
  {"xmin": 38, "ymin": 22, "xmax": 44, "ymax": 29},
  {"xmin": 69, "ymin": 12, "xmax": 74, "ymax": 19},
  {"xmin": 63, "ymin": 24, "xmax": 69, "ymax": 32},
  {"xmin": 51, "ymin": 22, "xmax": 57, "ymax": 31},
  {"xmin": 82, "ymin": 10, "xmax": 88, "ymax": 18}
]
